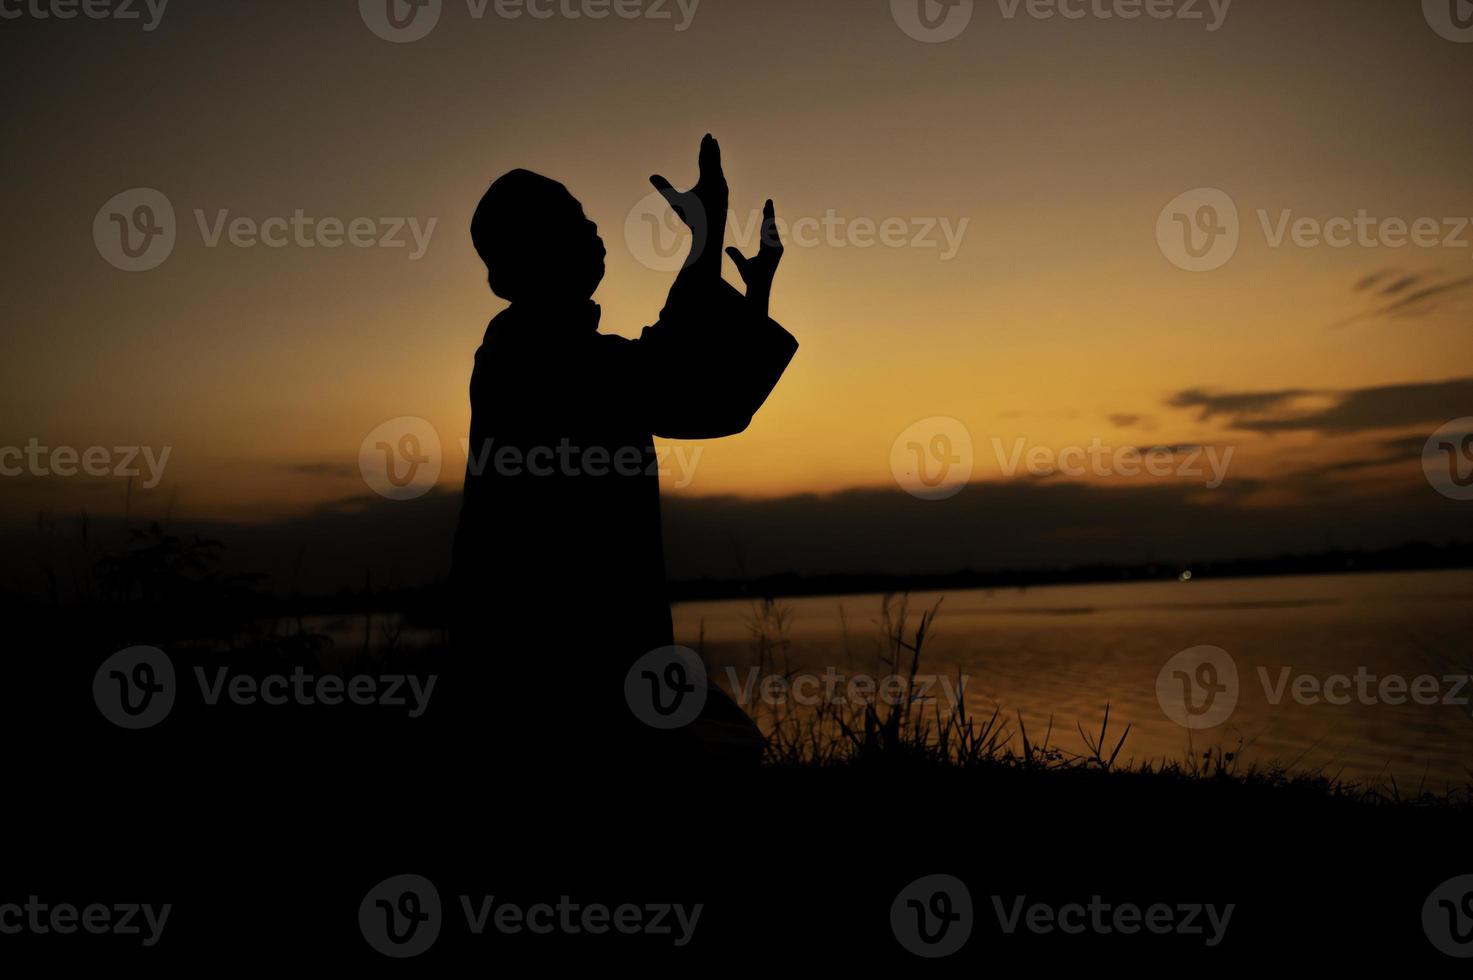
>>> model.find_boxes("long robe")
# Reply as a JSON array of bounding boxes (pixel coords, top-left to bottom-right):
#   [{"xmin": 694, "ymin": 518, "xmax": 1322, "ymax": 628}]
[{"xmin": 449, "ymin": 277, "xmax": 798, "ymax": 756}]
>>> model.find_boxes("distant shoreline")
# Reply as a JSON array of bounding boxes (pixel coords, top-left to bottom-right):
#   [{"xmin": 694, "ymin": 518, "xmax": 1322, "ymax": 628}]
[
  {"xmin": 667, "ymin": 541, "xmax": 1473, "ymax": 604},
  {"xmin": 213, "ymin": 540, "xmax": 1473, "ymax": 618}
]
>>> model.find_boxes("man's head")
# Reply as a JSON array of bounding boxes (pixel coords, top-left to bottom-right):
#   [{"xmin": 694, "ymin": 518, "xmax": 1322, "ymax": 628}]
[{"xmin": 471, "ymin": 170, "xmax": 606, "ymax": 304}]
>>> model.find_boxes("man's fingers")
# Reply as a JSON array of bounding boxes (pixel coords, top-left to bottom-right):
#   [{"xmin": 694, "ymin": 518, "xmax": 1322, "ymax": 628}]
[
  {"xmin": 699, "ymin": 133, "xmax": 721, "ymax": 176},
  {"xmin": 649, "ymin": 176, "xmax": 688, "ymax": 219},
  {"xmin": 725, "ymin": 247, "xmax": 749, "ymax": 273},
  {"xmin": 761, "ymin": 199, "xmax": 783, "ymax": 252}
]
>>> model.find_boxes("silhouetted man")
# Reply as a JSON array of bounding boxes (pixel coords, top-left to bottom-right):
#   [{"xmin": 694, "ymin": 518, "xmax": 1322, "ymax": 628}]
[{"xmin": 450, "ymin": 136, "xmax": 797, "ymax": 766}]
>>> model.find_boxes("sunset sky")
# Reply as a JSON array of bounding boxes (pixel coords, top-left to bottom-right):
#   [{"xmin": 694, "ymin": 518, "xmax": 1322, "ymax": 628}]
[{"xmin": 3, "ymin": 0, "xmax": 1471, "ymax": 585}]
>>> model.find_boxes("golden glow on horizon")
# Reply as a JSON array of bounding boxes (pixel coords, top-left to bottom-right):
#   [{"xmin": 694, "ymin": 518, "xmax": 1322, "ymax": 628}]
[{"xmin": 4, "ymin": 3, "xmax": 1471, "ymax": 523}]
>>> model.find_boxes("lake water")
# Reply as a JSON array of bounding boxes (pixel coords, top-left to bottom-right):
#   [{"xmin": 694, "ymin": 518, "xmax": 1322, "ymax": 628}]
[{"xmin": 673, "ymin": 570, "xmax": 1473, "ymax": 790}]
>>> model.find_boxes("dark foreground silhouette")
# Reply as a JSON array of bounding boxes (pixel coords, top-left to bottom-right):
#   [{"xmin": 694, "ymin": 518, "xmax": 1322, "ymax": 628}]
[
  {"xmin": 5, "ymin": 528, "xmax": 1469, "ymax": 968},
  {"xmin": 449, "ymin": 136, "xmax": 796, "ymax": 767}
]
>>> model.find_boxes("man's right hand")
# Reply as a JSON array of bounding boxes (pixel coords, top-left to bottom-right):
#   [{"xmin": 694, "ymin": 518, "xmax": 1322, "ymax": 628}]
[{"xmin": 650, "ymin": 134, "xmax": 729, "ymax": 277}]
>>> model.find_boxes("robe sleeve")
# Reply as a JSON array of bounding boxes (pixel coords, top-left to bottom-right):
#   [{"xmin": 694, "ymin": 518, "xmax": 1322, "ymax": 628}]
[{"xmin": 626, "ymin": 277, "xmax": 799, "ymax": 440}]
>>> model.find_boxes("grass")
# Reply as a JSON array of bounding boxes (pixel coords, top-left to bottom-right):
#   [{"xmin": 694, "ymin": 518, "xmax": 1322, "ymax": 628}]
[{"xmin": 707, "ymin": 594, "xmax": 1472, "ymax": 810}]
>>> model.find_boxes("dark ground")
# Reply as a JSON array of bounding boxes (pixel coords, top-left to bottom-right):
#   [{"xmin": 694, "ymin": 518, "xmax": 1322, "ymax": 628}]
[{"xmin": 4, "ymin": 632, "xmax": 1469, "ymax": 970}]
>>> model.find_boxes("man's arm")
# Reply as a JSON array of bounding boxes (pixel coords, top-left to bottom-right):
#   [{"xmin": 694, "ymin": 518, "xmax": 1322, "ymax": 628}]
[{"xmin": 628, "ymin": 138, "xmax": 797, "ymax": 439}]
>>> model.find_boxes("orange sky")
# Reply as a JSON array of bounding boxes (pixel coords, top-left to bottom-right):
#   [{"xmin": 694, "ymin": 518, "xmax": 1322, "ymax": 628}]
[{"xmin": 3, "ymin": 0, "xmax": 1471, "ymax": 525}]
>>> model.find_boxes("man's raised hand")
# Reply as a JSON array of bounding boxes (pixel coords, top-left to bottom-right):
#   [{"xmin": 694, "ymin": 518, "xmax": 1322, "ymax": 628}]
[
  {"xmin": 650, "ymin": 134, "xmax": 729, "ymax": 277},
  {"xmin": 726, "ymin": 199, "xmax": 784, "ymax": 319}
]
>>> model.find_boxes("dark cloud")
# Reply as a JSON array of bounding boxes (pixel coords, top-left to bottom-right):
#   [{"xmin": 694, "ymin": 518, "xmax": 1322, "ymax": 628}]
[
  {"xmin": 1235, "ymin": 379, "xmax": 1473, "ymax": 435},
  {"xmin": 1167, "ymin": 378, "xmax": 1473, "ymax": 436},
  {"xmin": 1379, "ymin": 275, "xmax": 1473, "ymax": 317},
  {"xmin": 1130, "ymin": 444, "xmax": 1204, "ymax": 456},
  {"xmin": 1380, "ymin": 275, "xmax": 1422, "ymax": 296},
  {"xmin": 1337, "ymin": 271, "xmax": 1473, "ymax": 327},
  {"xmin": 1353, "ymin": 269, "xmax": 1396, "ymax": 292},
  {"xmin": 1107, "ymin": 413, "xmax": 1142, "ymax": 428},
  {"xmin": 1167, "ymin": 388, "xmax": 1313, "ymax": 421}
]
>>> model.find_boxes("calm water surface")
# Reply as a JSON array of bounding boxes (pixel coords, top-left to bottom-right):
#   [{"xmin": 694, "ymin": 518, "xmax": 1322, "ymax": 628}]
[{"xmin": 674, "ymin": 570, "xmax": 1473, "ymax": 788}]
